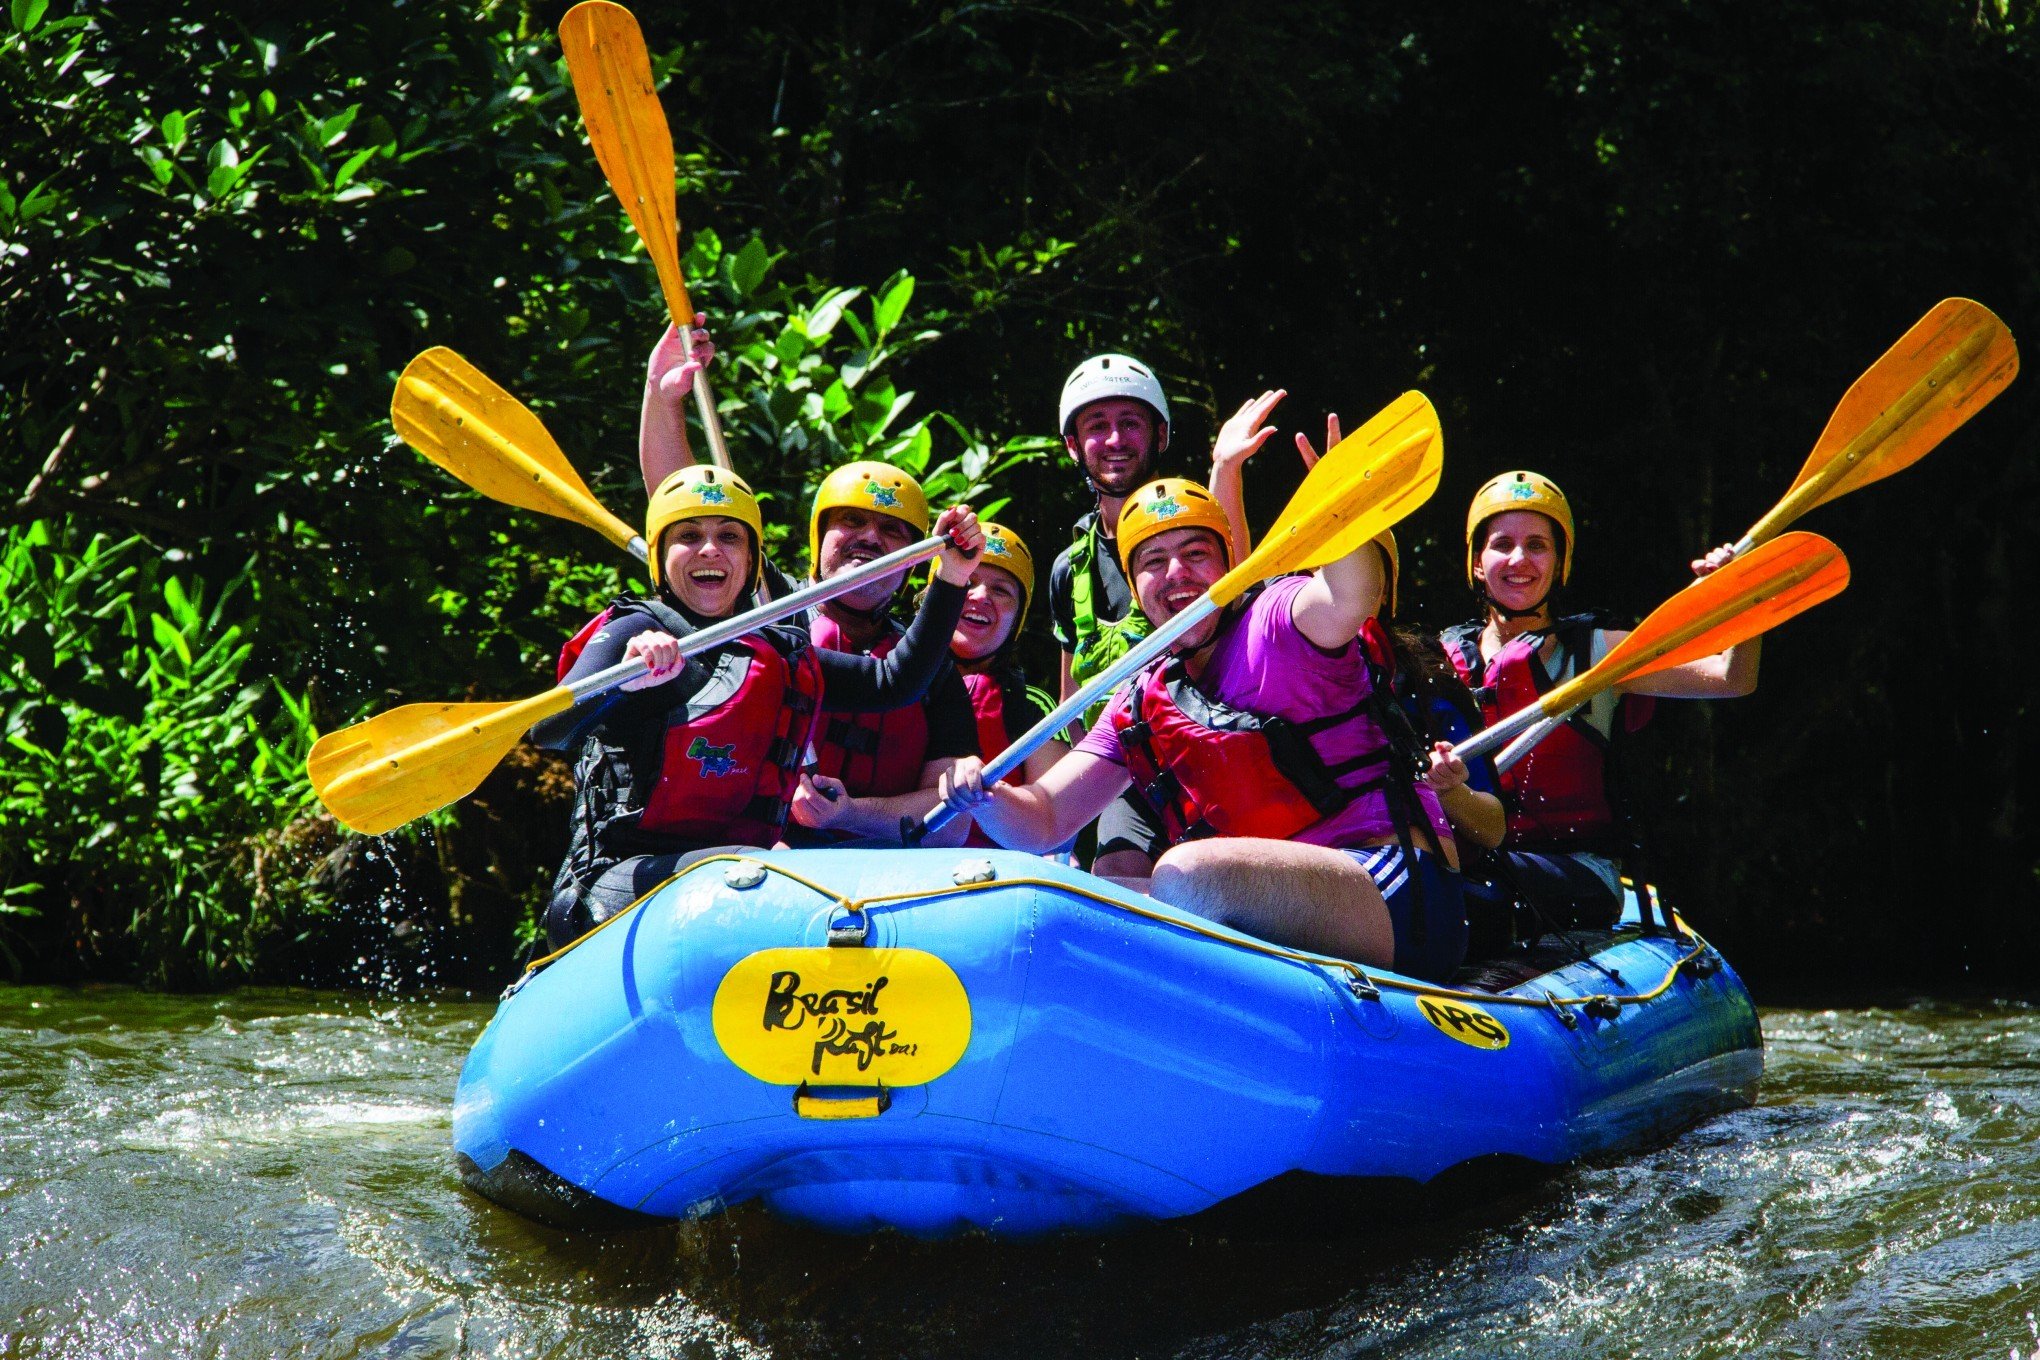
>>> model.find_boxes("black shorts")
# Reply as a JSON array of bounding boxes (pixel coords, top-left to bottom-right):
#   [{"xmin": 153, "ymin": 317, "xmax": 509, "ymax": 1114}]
[
  {"xmin": 544, "ymin": 844, "xmax": 753, "ymax": 951},
  {"xmin": 1093, "ymin": 787, "xmax": 1164, "ymax": 866}
]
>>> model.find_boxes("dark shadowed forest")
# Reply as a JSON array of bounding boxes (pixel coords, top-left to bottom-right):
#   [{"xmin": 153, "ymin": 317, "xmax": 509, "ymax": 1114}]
[{"xmin": 4, "ymin": 0, "xmax": 2035, "ymax": 989}]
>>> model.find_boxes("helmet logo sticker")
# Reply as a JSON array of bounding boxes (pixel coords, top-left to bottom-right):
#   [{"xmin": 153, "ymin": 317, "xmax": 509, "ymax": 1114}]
[
  {"xmin": 986, "ymin": 535, "xmax": 1011, "ymax": 557},
  {"xmin": 687, "ymin": 737, "xmax": 741, "ymax": 778},
  {"xmin": 863, "ymin": 480, "xmax": 900, "ymax": 509},
  {"xmin": 698, "ymin": 484, "xmax": 730, "ymax": 505},
  {"xmin": 1509, "ymin": 483, "xmax": 1538, "ymax": 500},
  {"xmin": 1149, "ymin": 493, "xmax": 1184, "ymax": 519}
]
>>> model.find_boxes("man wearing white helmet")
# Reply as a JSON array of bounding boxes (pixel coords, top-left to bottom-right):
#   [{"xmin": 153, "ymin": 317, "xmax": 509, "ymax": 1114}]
[
  {"xmin": 1046, "ymin": 354, "xmax": 1173, "ymax": 702},
  {"xmin": 1045, "ymin": 354, "xmax": 1174, "ymax": 873}
]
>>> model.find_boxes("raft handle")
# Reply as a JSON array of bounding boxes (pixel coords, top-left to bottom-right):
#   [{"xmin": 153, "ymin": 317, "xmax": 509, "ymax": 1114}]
[
  {"xmin": 1584, "ymin": 996, "xmax": 1622, "ymax": 1021},
  {"xmin": 1344, "ymin": 972, "xmax": 1381, "ymax": 1003},
  {"xmin": 794, "ymin": 1083, "xmax": 891, "ymax": 1120},
  {"xmin": 827, "ymin": 907, "xmax": 869, "ymax": 947}
]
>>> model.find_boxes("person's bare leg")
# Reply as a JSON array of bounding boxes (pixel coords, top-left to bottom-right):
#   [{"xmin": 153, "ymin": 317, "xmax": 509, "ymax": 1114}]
[{"xmin": 1148, "ymin": 838, "xmax": 1395, "ymax": 967}]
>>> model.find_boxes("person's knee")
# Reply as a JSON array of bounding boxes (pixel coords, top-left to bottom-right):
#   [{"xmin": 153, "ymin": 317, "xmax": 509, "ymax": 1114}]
[{"xmin": 1150, "ymin": 841, "xmax": 1225, "ymax": 914}]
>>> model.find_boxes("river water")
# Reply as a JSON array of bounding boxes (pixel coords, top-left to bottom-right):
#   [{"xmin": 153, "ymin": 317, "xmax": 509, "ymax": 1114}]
[{"xmin": 3, "ymin": 986, "xmax": 2037, "ymax": 1360}]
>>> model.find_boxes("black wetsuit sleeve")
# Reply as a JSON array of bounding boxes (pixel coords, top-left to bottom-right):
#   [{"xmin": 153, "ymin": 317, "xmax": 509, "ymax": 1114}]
[
  {"xmin": 921, "ymin": 665, "xmax": 980, "ymax": 761},
  {"xmin": 815, "ymin": 579, "xmax": 967, "ymax": 712},
  {"xmin": 528, "ymin": 610, "xmax": 704, "ymax": 751},
  {"xmin": 761, "ymin": 559, "xmax": 798, "ymax": 599}
]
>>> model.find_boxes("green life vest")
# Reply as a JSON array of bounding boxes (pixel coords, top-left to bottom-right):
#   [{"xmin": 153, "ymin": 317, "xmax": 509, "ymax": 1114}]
[{"xmin": 1067, "ymin": 518, "xmax": 1150, "ymax": 685}]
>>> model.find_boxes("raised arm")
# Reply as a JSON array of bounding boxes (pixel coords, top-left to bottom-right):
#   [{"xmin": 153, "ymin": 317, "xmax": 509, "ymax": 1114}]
[
  {"xmin": 1207, "ymin": 389, "xmax": 1290, "ymax": 564},
  {"xmin": 1611, "ymin": 541, "xmax": 1762, "ymax": 698},
  {"xmin": 639, "ymin": 323, "xmax": 715, "ymax": 497},
  {"xmin": 1289, "ymin": 535, "xmax": 1385, "ymax": 650}
]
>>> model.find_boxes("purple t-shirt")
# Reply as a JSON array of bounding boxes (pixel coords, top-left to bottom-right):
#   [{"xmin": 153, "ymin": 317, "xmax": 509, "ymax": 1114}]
[{"xmin": 1077, "ymin": 575, "xmax": 1450, "ymax": 848}]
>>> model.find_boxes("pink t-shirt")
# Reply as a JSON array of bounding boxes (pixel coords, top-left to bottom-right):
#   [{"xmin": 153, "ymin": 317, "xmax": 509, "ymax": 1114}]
[{"xmin": 1077, "ymin": 575, "xmax": 1450, "ymax": 848}]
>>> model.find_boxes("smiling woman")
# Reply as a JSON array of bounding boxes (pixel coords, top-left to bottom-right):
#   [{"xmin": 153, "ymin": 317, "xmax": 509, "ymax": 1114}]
[
  {"xmin": 526, "ymin": 465, "xmax": 984, "ymax": 949},
  {"xmin": 1442, "ymin": 470, "xmax": 1756, "ymax": 939}
]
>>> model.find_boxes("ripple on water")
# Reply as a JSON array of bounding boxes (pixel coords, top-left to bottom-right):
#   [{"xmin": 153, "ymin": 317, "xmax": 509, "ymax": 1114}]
[{"xmin": 3, "ymin": 989, "xmax": 2039, "ymax": 1359}]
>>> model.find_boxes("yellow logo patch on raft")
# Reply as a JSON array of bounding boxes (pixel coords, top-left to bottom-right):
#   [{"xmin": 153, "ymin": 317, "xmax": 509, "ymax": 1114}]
[
  {"xmin": 712, "ymin": 948, "xmax": 972, "ymax": 1087},
  {"xmin": 1415, "ymin": 995, "xmax": 1511, "ymax": 1050}
]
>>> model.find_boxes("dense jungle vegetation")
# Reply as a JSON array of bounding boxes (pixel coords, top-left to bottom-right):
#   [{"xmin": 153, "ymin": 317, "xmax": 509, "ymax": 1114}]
[{"xmin": 3, "ymin": 0, "xmax": 2035, "ymax": 990}]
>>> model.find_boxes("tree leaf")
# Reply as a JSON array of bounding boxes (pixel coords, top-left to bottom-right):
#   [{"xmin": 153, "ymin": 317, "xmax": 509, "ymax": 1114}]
[
  {"xmin": 729, "ymin": 236, "xmax": 771, "ymax": 298},
  {"xmin": 873, "ymin": 271, "xmax": 914, "ymax": 338}
]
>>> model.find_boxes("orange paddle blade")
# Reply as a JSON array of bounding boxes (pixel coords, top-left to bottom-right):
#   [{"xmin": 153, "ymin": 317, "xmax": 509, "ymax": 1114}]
[
  {"xmin": 561, "ymin": 2, "xmax": 695, "ymax": 327},
  {"xmin": 392, "ymin": 348, "xmax": 643, "ymax": 557},
  {"xmin": 1591, "ymin": 532, "xmax": 1849, "ymax": 691},
  {"xmin": 1745, "ymin": 299, "xmax": 2017, "ymax": 546}
]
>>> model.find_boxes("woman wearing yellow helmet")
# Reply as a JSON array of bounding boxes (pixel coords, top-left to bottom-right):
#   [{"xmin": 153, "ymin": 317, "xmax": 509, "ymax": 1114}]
[
  {"xmin": 945, "ymin": 525, "xmax": 1069, "ymax": 843},
  {"xmin": 531, "ymin": 466, "xmax": 985, "ymax": 949},
  {"xmin": 1439, "ymin": 470, "xmax": 1751, "ymax": 936}
]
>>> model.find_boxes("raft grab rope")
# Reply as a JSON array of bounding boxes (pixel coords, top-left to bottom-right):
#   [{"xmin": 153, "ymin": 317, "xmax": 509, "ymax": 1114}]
[{"xmin": 512, "ymin": 855, "xmax": 1719, "ymax": 1016}]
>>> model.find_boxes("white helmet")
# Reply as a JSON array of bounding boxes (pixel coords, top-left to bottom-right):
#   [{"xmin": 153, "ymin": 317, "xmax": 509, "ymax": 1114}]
[{"xmin": 1057, "ymin": 354, "xmax": 1170, "ymax": 452}]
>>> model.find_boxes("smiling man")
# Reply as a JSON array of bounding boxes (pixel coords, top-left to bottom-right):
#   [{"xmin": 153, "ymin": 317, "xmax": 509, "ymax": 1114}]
[
  {"xmin": 785, "ymin": 461, "xmax": 980, "ymax": 845},
  {"xmin": 1043, "ymin": 354, "xmax": 1182, "ymax": 872},
  {"xmin": 941, "ymin": 478, "xmax": 1470, "ymax": 982}
]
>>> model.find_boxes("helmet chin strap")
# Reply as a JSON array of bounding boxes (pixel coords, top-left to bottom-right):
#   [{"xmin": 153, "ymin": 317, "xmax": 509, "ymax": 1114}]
[
  {"xmin": 1071, "ymin": 444, "xmax": 1156, "ymax": 500},
  {"xmin": 1482, "ymin": 585, "xmax": 1553, "ymax": 622}
]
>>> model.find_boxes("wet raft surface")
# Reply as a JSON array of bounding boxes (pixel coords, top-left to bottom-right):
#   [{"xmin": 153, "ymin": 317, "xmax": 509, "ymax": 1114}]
[{"xmin": 3, "ymin": 987, "xmax": 2037, "ymax": 1359}]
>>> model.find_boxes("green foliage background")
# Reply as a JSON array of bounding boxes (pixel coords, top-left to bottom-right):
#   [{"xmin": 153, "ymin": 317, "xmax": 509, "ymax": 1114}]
[{"xmin": 3, "ymin": 0, "xmax": 2035, "ymax": 988}]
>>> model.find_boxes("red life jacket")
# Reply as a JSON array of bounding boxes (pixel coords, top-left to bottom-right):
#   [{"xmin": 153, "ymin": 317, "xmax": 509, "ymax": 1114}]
[
  {"xmin": 963, "ymin": 669, "xmax": 1017, "ymax": 768},
  {"xmin": 554, "ymin": 599, "xmax": 824, "ymax": 853},
  {"xmin": 1440, "ymin": 615, "xmax": 1651, "ymax": 852},
  {"xmin": 962, "ymin": 667, "xmax": 1038, "ymax": 849},
  {"xmin": 807, "ymin": 612, "xmax": 930, "ymax": 797},
  {"xmin": 557, "ymin": 606, "xmax": 612, "ymax": 681},
  {"xmin": 634, "ymin": 635, "xmax": 824, "ymax": 845},
  {"xmin": 1110, "ymin": 656, "xmax": 1398, "ymax": 847}
]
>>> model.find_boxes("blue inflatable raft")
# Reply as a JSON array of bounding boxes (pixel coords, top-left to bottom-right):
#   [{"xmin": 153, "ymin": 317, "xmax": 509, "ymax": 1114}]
[{"xmin": 453, "ymin": 849, "xmax": 1762, "ymax": 1237}]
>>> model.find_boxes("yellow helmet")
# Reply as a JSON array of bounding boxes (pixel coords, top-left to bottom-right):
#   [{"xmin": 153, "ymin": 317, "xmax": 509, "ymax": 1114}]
[
  {"xmin": 1373, "ymin": 530, "xmax": 1399, "ymax": 620},
  {"xmin": 1465, "ymin": 470, "xmax": 1575, "ymax": 587},
  {"xmin": 646, "ymin": 465, "xmax": 765, "ymax": 594},
  {"xmin": 807, "ymin": 460, "xmax": 931, "ymax": 573},
  {"xmin": 1116, "ymin": 478, "xmax": 1233, "ymax": 579},
  {"xmin": 977, "ymin": 522, "xmax": 1036, "ymax": 626}
]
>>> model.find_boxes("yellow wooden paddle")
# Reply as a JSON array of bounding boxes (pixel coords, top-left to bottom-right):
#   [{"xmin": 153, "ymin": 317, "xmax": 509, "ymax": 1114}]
[
  {"xmin": 1492, "ymin": 298, "xmax": 2015, "ymax": 771},
  {"xmin": 310, "ymin": 533, "xmax": 956, "ymax": 835},
  {"xmin": 392, "ymin": 347, "xmax": 645, "ymax": 561},
  {"xmin": 910, "ymin": 393, "xmax": 1444, "ymax": 840},
  {"xmin": 1735, "ymin": 297, "xmax": 2017, "ymax": 553},
  {"xmin": 560, "ymin": 0, "xmax": 734, "ymax": 470},
  {"xmin": 1458, "ymin": 532, "xmax": 1849, "ymax": 761}
]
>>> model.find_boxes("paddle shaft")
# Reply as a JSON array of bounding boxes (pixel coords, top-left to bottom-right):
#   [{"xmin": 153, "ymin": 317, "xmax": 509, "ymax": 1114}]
[
  {"xmin": 555, "ymin": 531, "xmax": 953, "ymax": 720},
  {"xmin": 911, "ymin": 596, "xmax": 1220, "ymax": 841}
]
